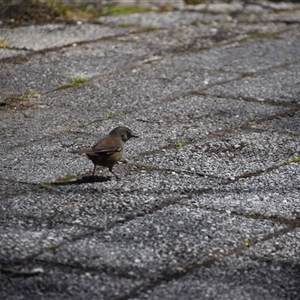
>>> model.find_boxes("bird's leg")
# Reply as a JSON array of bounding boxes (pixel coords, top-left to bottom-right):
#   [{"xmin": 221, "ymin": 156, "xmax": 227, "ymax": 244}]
[
  {"xmin": 92, "ymin": 164, "xmax": 97, "ymax": 176},
  {"xmin": 109, "ymin": 167, "xmax": 121, "ymax": 180}
]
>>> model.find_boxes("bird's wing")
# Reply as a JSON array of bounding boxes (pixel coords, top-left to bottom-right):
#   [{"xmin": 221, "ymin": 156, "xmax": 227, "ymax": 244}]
[{"xmin": 92, "ymin": 136, "xmax": 123, "ymax": 154}]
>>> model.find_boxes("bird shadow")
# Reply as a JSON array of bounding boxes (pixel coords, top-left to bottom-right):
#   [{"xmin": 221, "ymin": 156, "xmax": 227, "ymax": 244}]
[{"xmin": 51, "ymin": 175, "xmax": 111, "ymax": 186}]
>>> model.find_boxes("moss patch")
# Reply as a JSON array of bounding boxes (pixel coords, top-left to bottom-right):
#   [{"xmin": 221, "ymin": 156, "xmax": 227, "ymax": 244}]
[
  {"xmin": 56, "ymin": 173, "xmax": 77, "ymax": 183},
  {"xmin": 66, "ymin": 77, "xmax": 88, "ymax": 87},
  {"xmin": 287, "ymin": 155, "xmax": 300, "ymax": 164},
  {"xmin": 39, "ymin": 183, "xmax": 49, "ymax": 189},
  {"xmin": 0, "ymin": 39, "xmax": 8, "ymax": 48},
  {"xmin": 19, "ymin": 92, "xmax": 40, "ymax": 101},
  {"xmin": 99, "ymin": 4, "xmax": 152, "ymax": 16},
  {"xmin": 184, "ymin": 0, "xmax": 204, "ymax": 5},
  {"xmin": 175, "ymin": 141, "xmax": 186, "ymax": 147}
]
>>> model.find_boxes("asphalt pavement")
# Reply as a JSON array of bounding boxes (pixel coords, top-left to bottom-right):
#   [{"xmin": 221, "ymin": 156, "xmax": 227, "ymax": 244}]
[{"xmin": 0, "ymin": 1, "xmax": 300, "ymax": 299}]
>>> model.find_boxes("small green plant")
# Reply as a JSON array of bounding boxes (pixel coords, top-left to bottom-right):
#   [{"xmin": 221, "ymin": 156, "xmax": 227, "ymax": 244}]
[
  {"xmin": 184, "ymin": 0, "xmax": 203, "ymax": 4},
  {"xmin": 175, "ymin": 141, "xmax": 186, "ymax": 147},
  {"xmin": 45, "ymin": 0, "xmax": 68, "ymax": 16},
  {"xmin": 19, "ymin": 92, "xmax": 40, "ymax": 101},
  {"xmin": 39, "ymin": 183, "xmax": 49, "ymax": 189},
  {"xmin": 106, "ymin": 113, "xmax": 115, "ymax": 120},
  {"xmin": 0, "ymin": 39, "xmax": 8, "ymax": 48},
  {"xmin": 287, "ymin": 156, "xmax": 300, "ymax": 164},
  {"xmin": 32, "ymin": 1, "xmax": 156, "ymax": 22},
  {"xmin": 60, "ymin": 173, "xmax": 77, "ymax": 182},
  {"xmin": 241, "ymin": 239, "xmax": 253, "ymax": 247},
  {"xmin": 101, "ymin": 4, "xmax": 152, "ymax": 16},
  {"xmin": 66, "ymin": 77, "xmax": 87, "ymax": 87},
  {"xmin": 248, "ymin": 32, "xmax": 276, "ymax": 40}
]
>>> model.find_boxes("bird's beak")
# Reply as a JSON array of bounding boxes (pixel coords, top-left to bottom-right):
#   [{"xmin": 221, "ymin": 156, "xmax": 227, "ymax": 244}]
[{"xmin": 132, "ymin": 134, "xmax": 139, "ymax": 138}]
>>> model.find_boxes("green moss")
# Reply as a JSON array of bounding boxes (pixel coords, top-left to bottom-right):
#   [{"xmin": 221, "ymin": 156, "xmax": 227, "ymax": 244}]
[
  {"xmin": 45, "ymin": 0, "xmax": 68, "ymax": 16},
  {"xmin": 248, "ymin": 32, "xmax": 276, "ymax": 40},
  {"xmin": 287, "ymin": 156, "xmax": 300, "ymax": 164},
  {"xmin": 101, "ymin": 4, "xmax": 152, "ymax": 16},
  {"xmin": 106, "ymin": 113, "xmax": 115, "ymax": 120},
  {"xmin": 38, "ymin": 0, "xmax": 90, "ymax": 20},
  {"xmin": 32, "ymin": 1, "xmax": 154, "ymax": 22},
  {"xmin": 19, "ymin": 92, "xmax": 40, "ymax": 101},
  {"xmin": 66, "ymin": 77, "xmax": 88, "ymax": 87},
  {"xmin": 283, "ymin": 61, "xmax": 291, "ymax": 67},
  {"xmin": 241, "ymin": 239, "xmax": 253, "ymax": 247},
  {"xmin": 175, "ymin": 141, "xmax": 186, "ymax": 147},
  {"xmin": 76, "ymin": 5, "xmax": 97, "ymax": 18},
  {"xmin": 184, "ymin": 0, "xmax": 204, "ymax": 4},
  {"xmin": 0, "ymin": 39, "xmax": 8, "ymax": 48},
  {"xmin": 39, "ymin": 183, "xmax": 49, "ymax": 189},
  {"xmin": 59, "ymin": 173, "xmax": 77, "ymax": 182}
]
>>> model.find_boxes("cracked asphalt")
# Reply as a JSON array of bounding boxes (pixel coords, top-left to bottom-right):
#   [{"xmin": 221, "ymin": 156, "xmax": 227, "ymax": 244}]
[{"xmin": 1, "ymin": 1, "xmax": 300, "ymax": 299}]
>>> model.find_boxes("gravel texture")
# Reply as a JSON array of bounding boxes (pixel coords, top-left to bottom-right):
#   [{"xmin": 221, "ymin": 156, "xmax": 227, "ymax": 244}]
[{"xmin": 1, "ymin": 1, "xmax": 300, "ymax": 299}]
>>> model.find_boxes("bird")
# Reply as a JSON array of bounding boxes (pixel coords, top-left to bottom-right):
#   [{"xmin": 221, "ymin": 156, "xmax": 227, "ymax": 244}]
[{"xmin": 70, "ymin": 126, "xmax": 138, "ymax": 180}]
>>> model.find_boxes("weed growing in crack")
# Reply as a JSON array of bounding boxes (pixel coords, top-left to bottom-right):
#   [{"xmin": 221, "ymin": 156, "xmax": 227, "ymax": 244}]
[
  {"xmin": 100, "ymin": 4, "xmax": 152, "ymax": 16},
  {"xmin": 66, "ymin": 77, "xmax": 88, "ymax": 87},
  {"xmin": 0, "ymin": 39, "xmax": 8, "ymax": 48},
  {"xmin": 39, "ymin": 183, "xmax": 49, "ymax": 189},
  {"xmin": 184, "ymin": 0, "xmax": 203, "ymax": 4},
  {"xmin": 106, "ymin": 113, "xmax": 115, "ymax": 120},
  {"xmin": 59, "ymin": 173, "xmax": 77, "ymax": 182},
  {"xmin": 175, "ymin": 141, "xmax": 186, "ymax": 147},
  {"xmin": 19, "ymin": 92, "xmax": 40, "ymax": 101},
  {"xmin": 287, "ymin": 155, "xmax": 300, "ymax": 164}
]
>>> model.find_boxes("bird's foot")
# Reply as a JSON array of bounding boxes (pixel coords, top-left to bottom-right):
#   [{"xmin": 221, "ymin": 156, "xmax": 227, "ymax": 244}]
[{"xmin": 113, "ymin": 172, "xmax": 121, "ymax": 180}]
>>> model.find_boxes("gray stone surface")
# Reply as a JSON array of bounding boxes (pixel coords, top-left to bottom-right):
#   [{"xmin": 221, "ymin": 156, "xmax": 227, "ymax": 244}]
[
  {"xmin": 207, "ymin": 62, "xmax": 300, "ymax": 104},
  {"xmin": 134, "ymin": 229, "xmax": 300, "ymax": 300},
  {"xmin": 0, "ymin": 23, "xmax": 130, "ymax": 51},
  {"xmin": 1, "ymin": 1, "xmax": 300, "ymax": 299}
]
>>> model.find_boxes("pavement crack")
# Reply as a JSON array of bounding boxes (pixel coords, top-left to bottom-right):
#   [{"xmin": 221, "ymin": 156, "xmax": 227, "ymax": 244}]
[
  {"xmin": 132, "ymin": 107, "xmax": 300, "ymax": 160},
  {"xmin": 128, "ymin": 163, "xmax": 221, "ymax": 179},
  {"xmin": 114, "ymin": 225, "xmax": 294, "ymax": 300},
  {"xmin": 0, "ymin": 28, "xmax": 150, "ymax": 64}
]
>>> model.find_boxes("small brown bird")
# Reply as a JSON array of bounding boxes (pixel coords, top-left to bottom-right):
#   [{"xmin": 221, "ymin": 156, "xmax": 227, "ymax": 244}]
[{"xmin": 70, "ymin": 126, "xmax": 138, "ymax": 179}]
